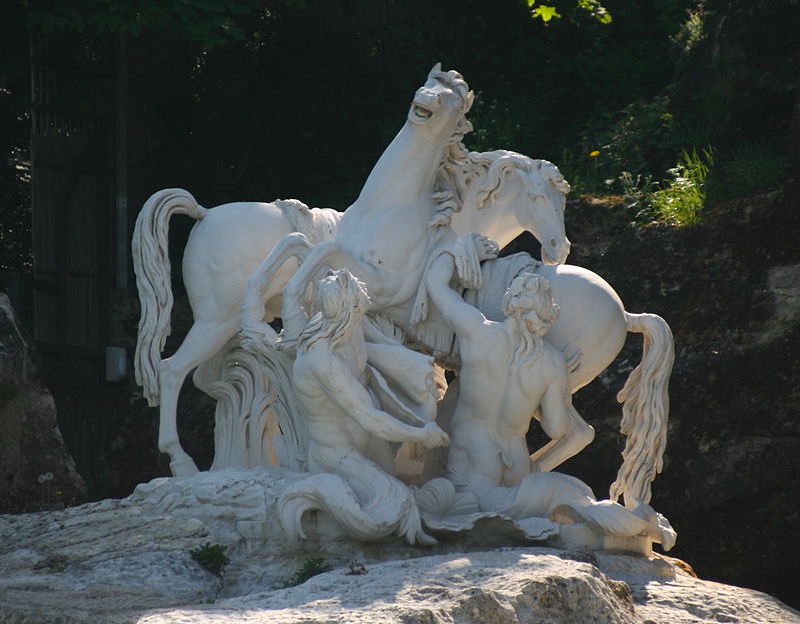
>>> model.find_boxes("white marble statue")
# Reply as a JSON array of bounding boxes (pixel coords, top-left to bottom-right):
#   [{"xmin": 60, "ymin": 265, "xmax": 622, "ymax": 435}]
[
  {"xmin": 131, "ymin": 64, "xmax": 677, "ymax": 553},
  {"xmin": 419, "ymin": 234, "xmax": 675, "ymax": 550},
  {"xmin": 276, "ymin": 270, "xmax": 448, "ymax": 545},
  {"xmin": 133, "ymin": 194, "xmax": 340, "ymax": 476},
  {"xmin": 134, "ymin": 63, "xmax": 569, "ymax": 476}
]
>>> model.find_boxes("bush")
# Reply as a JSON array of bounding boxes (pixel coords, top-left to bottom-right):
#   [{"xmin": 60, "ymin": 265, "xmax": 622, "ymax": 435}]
[
  {"xmin": 189, "ymin": 543, "xmax": 229, "ymax": 577},
  {"xmin": 650, "ymin": 147, "xmax": 713, "ymax": 226},
  {"xmin": 705, "ymin": 142, "xmax": 785, "ymax": 205},
  {"xmin": 286, "ymin": 557, "xmax": 331, "ymax": 586}
]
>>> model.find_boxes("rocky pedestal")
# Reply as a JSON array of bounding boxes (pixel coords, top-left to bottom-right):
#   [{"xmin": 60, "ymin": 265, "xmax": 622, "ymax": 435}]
[{"xmin": 1, "ymin": 469, "xmax": 797, "ymax": 624}]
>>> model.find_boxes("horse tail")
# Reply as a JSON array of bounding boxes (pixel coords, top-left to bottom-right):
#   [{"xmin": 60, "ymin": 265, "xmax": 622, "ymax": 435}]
[
  {"xmin": 278, "ymin": 472, "xmax": 436, "ymax": 545},
  {"xmin": 610, "ymin": 312, "xmax": 675, "ymax": 507},
  {"xmin": 132, "ymin": 189, "xmax": 207, "ymax": 406}
]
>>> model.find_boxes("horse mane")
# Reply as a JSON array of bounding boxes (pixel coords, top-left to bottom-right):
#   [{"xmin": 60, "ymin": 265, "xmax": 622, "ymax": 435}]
[{"xmin": 431, "ymin": 137, "xmax": 570, "ymax": 227}]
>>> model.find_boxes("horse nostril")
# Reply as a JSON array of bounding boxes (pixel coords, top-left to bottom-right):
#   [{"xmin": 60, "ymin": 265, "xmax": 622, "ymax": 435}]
[{"xmin": 550, "ymin": 238, "xmax": 557, "ymax": 247}]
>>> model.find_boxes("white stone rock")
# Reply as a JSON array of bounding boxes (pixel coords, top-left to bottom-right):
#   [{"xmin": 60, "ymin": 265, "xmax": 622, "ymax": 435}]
[{"xmin": 1, "ymin": 471, "xmax": 797, "ymax": 623}]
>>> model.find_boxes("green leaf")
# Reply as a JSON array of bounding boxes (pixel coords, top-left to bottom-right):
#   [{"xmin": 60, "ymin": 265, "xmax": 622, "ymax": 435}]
[
  {"xmin": 531, "ymin": 5, "xmax": 561, "ymax": 22},
  {"xmin": 577, "ymin": 0, "xmax": 613, "ymax": 23}
]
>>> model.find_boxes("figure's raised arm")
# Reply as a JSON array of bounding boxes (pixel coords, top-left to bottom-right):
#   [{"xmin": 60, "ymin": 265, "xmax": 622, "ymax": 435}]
[
  {"xmin": 424, "ymin": 238, "xmax": 495, "ymax": 337},
  {"xmin": 313, "ymin": 355, "xmax": 449, "ymax": 449}
]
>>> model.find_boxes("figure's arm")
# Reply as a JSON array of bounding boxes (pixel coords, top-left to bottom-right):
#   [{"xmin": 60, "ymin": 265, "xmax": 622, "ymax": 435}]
[
  {"xmin": 425, "ymin": 252, "xmax": 487, "ymax": 338},
  {"xmin": 314, "ymin": 356, "xmax": 448, "ymax": 448},
  {"xmin": 530, "ymin": 365, "xmax": 595, "ymax": 472}
]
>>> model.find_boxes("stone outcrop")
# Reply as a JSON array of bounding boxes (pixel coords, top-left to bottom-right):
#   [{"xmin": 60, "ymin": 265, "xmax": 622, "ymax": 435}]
[
  {"xmin": 0, "ymin": 294, "xmax": 87, "ymax": 512},
  {"xmin": 1, "ymin": 469, "xmax": 797, "ymax": 624}
]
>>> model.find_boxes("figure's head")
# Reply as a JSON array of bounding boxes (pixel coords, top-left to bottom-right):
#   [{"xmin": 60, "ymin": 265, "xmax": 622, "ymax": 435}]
[
  {"xmin": 408, "ymin": 63, "xmax": 474, "ymax": 141},
  {"xmin": 317, "ymin": 269, "xmax": 370, "ymax": 321},
  {"xmin": 296, "ymin": 269, "xmax": 371, "ymax": 352},
  {"xmin": 501, "ymin": 272, "xmax": 559, "ymax": 336}
]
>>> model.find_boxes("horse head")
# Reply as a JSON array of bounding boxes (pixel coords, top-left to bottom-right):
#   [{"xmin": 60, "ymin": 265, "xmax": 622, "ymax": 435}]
[
  {"xmin": 519, "ymin": 160, "xmax": 571, "ymax": 265},
  {"xmin": 408, "ymin": 63, "xmax": 475, "ymax": 144}
]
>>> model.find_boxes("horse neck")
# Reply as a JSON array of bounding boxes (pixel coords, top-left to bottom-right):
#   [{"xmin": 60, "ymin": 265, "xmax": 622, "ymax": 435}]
[
  {"xmin": 450, "ymin": 200, "xmax": 522, "ymax": 249},
  {"xmin": 355, "ymin": 123, "xmax": 446, "ymax": 208}
]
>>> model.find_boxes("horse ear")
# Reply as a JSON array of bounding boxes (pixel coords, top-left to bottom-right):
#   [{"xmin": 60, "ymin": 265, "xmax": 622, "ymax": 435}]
[
  {"xmin": 429, "ymin": 62, "xmax": 442, "ymax": 78},
  {"xmin": 465, "ymin": 90, "xmax": 475, "ymax": 112}
]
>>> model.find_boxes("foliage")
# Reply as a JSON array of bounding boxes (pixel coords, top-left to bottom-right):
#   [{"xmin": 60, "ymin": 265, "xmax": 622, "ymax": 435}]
[
  {"xmin": 24, "ymin": 0, "xmax": 303, "ymax": 49},
  {"xmin": 705, "ymin": 142, "xmax": 785, "ymax": 205},
  {"xmin": 189, "ymin": 543, "xmax": 229, "ymax": 577},
  {"xmin": 556, "ymin": 146, "xmax": 609, "ymax": 196},
  {"xmin": 526, "ymin": 0, "xmax": 611, "ymax": 24},
  {"xmin": 671, "ymin": 5, "xmax": 706, "ymax": 59},
  {"xmin": 650, "ymin": 147, "xmax": 713, "ymax": 225},
  {"xmin": 346, "ymin": 560, "xmax": 368, "ymax": 575},
  {"xmin": 560, "ymin": 95, "xmax": 684, "ymax": 195},
  {"xmin": 599, "ymin": 96, "xmax": 683, "ymax": 183},
  {"xmin": 286, "ymin": 557, "xmax": 331, "ymax": 586},
  {"xmin": 466, "ymin": 92, "xmax": 522, "ymax": 152}
]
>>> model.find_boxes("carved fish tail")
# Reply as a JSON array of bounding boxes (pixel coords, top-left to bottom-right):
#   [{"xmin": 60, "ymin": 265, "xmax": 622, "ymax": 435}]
[
  {"xmin": 611, "ymin": 312, "xmax": 675, "ymax": 507},
  {"xmin": 278, "ymin": 472, "xmax": 435, "ymax": 545},
  {"xmin": 132, "ymin": 189, "xmax": 207, "ymax": 406}
]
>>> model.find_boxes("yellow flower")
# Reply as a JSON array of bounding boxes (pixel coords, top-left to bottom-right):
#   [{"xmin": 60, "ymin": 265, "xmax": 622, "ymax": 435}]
[{"xmin": 589, "ymin": 150, "xmax": 601, "ymax": 157}]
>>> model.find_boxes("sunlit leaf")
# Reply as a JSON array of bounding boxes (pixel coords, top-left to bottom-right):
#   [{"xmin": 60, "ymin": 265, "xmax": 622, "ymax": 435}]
[{"xmin": 531, "ymin": 5, "xmax": 561, "ymax": 22}]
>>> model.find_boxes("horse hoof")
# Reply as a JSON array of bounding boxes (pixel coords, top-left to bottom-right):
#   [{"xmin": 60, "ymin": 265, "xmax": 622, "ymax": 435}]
[{"xmin": 170, "ymin": 455, "xmax": 199, "ymax": 477}]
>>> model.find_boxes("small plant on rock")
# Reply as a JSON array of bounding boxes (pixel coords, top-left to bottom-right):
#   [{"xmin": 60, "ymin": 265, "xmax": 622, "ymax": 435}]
[
  {"xmin": 287, "ymin": 557, "xmax": 331, "ymax": 586},
  {"xmin": 346, "ymin": 560, "xmax": 368, "ymax": 575},
  {"xmin": 190, "ymin": 542, "xmax": 229, "ymax": 577}
]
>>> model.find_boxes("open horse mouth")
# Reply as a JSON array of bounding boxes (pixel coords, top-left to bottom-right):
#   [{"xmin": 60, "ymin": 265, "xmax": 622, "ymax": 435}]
[{"xmin": 411, "ymin": 103, "xmax": 434, "ymax": 122}]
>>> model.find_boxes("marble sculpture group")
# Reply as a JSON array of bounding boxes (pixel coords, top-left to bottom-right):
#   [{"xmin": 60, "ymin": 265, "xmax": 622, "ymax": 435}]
[{"xmin": 132, "ymin": 64, "xmax": 676, "ymax": 554}]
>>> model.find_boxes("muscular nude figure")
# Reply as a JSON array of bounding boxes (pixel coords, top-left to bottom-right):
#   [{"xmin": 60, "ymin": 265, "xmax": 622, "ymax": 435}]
[
  {"xmin": 424, "ymin": 235, "xmax": 675, "ymax": 550},
  {"xmin": 278, "ymin": 269, "xmax": 449, "ymax": 544}
]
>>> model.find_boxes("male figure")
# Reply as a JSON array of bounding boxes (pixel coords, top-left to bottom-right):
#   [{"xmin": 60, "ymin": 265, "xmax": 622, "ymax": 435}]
[
  {"xmin": 424, "ymin": 235, "xmax": 675, "ymax": 549},
  {"xmin": 425, "ymin": 235, "xmax": 595, "ymax": 504},
  {"xmin": 278, "ymin": 269, "xmax": 449, "ymax": 544}
]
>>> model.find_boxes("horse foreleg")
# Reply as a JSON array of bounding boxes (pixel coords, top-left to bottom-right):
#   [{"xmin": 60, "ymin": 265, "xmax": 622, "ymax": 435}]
[
  {"xmin": 530, "ymin": 404, "xmax": 595, "ymax": 473},
  {"xmin": 158, "ymin": 318, "xmax": 238, "ymax": 476},
  {"xmin": 241, "ymin": 233, "xmax": 313, "ymax": 336},
  {"xmin": 280, "ymin": 241, "xmax": 341, "ymax": 341}
]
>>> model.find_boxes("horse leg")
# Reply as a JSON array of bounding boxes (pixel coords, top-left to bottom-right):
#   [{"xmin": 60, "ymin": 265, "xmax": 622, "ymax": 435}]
[
  {"xmin": 281, "ymin": 241, "xmax": 383, "ymax": 341},
  {"xmin": 241, "ymin": 233, "xmax": 312, "ymax": 329},
  {"xmin": 158, "ymin": 318, "xmax": 238, "ymax": 476},
  {"xmin": 531, "ymin": 404, "xmax": 595, "ymax": 473},
  {"xmin": 280, "ymin": 241, "xmax": 341, "ymax": 340}
]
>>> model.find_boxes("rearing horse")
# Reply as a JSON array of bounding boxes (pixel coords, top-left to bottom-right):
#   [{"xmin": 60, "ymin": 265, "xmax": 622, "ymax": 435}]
[{"xmin": 246, "ymin": 72, "xmax": 672, "ymax": 506}]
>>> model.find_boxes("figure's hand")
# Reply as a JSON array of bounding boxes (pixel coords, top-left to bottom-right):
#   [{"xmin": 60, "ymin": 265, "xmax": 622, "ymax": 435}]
[
  {"xmin": 420, "ymin": 423, "xmax": 450, "ymax": 449},
  {"xmin": 474, "ymin": 234, "xmax": 500, "ymax": 261},
  {"xmin": 240, "ymin": 322, "xmax": 278, "ymax": 355}
]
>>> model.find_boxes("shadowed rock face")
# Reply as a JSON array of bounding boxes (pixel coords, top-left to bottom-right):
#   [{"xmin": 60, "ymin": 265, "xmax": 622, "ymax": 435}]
[
  {"xmin": 0, "ymin": 294, "xmax": 87, "ymax": 513},
  {"xmin": 544, "ymin": 189, "xmax": 800, "ymax": 609}
]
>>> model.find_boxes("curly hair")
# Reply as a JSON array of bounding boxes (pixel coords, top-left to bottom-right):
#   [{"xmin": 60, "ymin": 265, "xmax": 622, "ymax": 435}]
[
  {"xmin": 501, "ymin": 272, "xmax": 559, "ymax": 330},
  {"xmin": 297, "ymin": 270, "xmax": 370, "ymax": 352}
]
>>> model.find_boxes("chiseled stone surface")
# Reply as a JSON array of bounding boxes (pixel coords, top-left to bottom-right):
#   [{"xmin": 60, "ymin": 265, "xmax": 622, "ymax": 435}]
[{"xmin": 1, "ymin": 470, "xmax": 798, "ymax": 624}]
